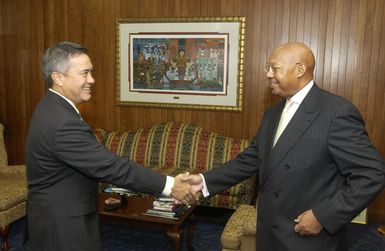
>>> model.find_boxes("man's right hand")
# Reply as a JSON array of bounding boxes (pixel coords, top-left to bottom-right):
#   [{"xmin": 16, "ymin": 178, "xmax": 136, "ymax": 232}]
[
  {"xmin": 171, "ymin": 173, "xmax": 204, "ymax": 205},
  {"xmin": 184, "ymin": 174, "xmax": 204, "ymax": 192},
  {"xmin": 171, "ymin": 172, "xmax": 197, "ymax": 205}
]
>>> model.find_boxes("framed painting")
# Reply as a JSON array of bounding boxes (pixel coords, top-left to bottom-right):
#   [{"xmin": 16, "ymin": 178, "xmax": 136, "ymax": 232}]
[{"xmin": 116, "ymin": 17, "xmax": 246, "ymax": 111}]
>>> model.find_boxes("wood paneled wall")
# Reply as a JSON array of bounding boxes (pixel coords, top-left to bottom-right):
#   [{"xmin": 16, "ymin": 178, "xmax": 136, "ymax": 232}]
[{"xmin": 1, "ymin": 0, "xmax": 384, "ymax": 223}]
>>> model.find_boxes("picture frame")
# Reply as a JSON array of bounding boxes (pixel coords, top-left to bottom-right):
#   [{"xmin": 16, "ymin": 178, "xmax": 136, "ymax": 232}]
[{"xmin": 116, "ymin": 17, "xmax": 246, "ymax": 111}]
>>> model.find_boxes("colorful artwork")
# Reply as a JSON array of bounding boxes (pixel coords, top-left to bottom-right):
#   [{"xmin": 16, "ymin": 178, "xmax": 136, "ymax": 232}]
[
  {"xmin": 130, "ymin": 35, "xmax": 228, "ymax": 95},
  {"xmin": 117, "ymin": 17, "xmax": 246, "ymax": 111}
]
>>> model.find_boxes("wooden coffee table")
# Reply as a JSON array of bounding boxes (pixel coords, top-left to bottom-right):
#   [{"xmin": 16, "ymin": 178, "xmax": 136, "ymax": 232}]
[{"xmin": 98, "ymin": 192, "xmax": 195, "ymax": 251}]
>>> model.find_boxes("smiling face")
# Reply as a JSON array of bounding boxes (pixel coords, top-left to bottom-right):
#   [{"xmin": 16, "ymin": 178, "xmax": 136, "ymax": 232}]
[
  {"xmin": 266, "ymin": 51, "xmax": 299, "ymax": 98},
  {"xmin": 265, "ymin": 43, "xmax": 315, "ymax": 98},
  {"xmin": 52, "ymin": 53, "xmax": 94, "ymax": 105}
]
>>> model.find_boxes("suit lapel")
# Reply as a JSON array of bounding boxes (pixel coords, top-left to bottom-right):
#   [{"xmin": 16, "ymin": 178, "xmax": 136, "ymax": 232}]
[
  {"xmin": 46, "ymin": 91, "xmax": 82, "ymax": 120},
  {"xmin": 261, "ymin": 85, "xmax": 321, "ymax": 186}
]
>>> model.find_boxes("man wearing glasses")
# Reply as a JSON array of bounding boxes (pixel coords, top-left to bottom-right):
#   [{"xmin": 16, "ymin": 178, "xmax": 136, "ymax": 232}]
[{"xmin": 186, "ymin": 42, "xmax": 385, "ymax": 251}]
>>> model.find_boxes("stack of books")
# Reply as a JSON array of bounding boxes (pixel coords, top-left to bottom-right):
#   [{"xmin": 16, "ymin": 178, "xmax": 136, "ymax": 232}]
[{"xmin": 144, "ymin": 197, "xmax": 189, "ymax": 219}]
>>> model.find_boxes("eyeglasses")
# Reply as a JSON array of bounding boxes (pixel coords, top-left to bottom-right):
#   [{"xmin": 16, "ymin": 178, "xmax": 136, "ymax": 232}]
[
  {"xmin": 264, "ymin": 64, "xmax": 281, "ymax": 75},
  {"xmin": 265, "ymin": 63, "xmax": 302, "ymax": 75}
]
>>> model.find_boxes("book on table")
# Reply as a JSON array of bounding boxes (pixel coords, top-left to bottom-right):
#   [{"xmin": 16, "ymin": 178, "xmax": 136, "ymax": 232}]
[
  {"xmin": 103, "ymin": 187, "xmax": 138, "ymax": 196},
  {"xmin": 144, "ymin": 197, "xmax": 190, "ymax": 219}
]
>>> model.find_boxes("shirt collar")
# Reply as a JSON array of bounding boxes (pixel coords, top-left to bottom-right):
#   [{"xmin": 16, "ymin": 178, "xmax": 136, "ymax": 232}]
[
  {"xmin": 49, "ymin": 88, "xmax": 80, "ymax": 115},
  {"xmin": 287, "ymin": 80, "xmax": 314, "ymax": 105}
]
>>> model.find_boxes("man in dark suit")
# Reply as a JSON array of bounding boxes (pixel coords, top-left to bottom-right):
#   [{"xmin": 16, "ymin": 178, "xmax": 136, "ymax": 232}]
[
  {"xmin": 186, "ymin": 42, "xmax": 385, "ymax": 251},
  {"xmin": 24, "ymin": 41, "xmax": 195, "ymax": 251}
]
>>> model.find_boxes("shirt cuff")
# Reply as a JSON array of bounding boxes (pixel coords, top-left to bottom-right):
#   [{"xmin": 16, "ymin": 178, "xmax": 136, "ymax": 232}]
[
  {"xmin": 199, "ymin": 174, "xmax": 210, "ymax": 197},
  {"xmin": 162, "ymin": 176, "xmax": 174, "ymax": 196}
]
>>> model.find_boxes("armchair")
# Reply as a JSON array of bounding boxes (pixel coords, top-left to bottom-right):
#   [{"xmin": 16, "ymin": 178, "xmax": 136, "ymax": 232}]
[
  {"xmin": 0, "ymin": 123, "xmax": 27, "ymax": 251},
  {"xmin": 221, "ymin": 204, "xmax": 257, "ymax": 251}
]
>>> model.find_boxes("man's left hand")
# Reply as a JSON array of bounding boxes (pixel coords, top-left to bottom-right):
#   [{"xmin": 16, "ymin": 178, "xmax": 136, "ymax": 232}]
[{"xmin": 294, "ymin": 209, "xmax": 323, "ymax": 236}]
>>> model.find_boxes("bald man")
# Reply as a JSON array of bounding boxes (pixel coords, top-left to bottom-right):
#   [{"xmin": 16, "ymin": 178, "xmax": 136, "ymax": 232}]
[{"xmin": 186, "ymin": 42, "xmax": 385, "ymax": 251}]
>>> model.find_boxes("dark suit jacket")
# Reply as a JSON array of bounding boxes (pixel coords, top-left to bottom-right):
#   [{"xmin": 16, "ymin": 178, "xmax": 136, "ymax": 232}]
[
  {"xmin": 203, "ymin": 84, "xmax": 385, "ymax": 251},
  {"xmin": 24, "ymin": 91, "xmax": 166, "ymax": 251}
]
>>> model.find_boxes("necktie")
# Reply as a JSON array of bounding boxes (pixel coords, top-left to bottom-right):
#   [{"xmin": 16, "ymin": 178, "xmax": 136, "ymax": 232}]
[{"xmin": 273, "ymin": 99, "xmax": 295, "ymax": 147}]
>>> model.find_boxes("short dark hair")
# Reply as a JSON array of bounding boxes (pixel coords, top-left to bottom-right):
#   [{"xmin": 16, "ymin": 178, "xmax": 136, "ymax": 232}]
[{"xmin": 41, "ymin": 41, "xmax": 88, "ymax": 87}]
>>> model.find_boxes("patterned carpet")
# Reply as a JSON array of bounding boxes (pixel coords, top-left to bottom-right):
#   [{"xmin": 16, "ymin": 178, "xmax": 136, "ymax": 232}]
[{"xmin": 4, "ymin": 215, "xmax": 385, "ymax": 251}]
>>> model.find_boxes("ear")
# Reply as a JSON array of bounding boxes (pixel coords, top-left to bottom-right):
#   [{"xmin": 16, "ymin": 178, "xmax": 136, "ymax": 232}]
[
  {"xmin": 296, "ymin": 63, "xmax": 307, "ymax": 78},
  {"xmin": 51, "ymin": 72, "xmax": 64, "ymax": 87}
]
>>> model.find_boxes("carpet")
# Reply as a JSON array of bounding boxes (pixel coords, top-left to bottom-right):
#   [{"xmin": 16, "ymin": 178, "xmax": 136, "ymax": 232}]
[
  {"xmin": 5, "ymin": 217, "xmax": 224, "ymax": 251},
  {"xmin": 4, "ymin": 216, "xmax": 385, "ymax": 250}
]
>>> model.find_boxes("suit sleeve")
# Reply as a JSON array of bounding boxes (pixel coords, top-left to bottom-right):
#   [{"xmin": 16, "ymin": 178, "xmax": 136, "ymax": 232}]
[
  {"xmin": 203, "ymin": 133, "xmax": 259, "ymax": 196},
  {"xmin": 53, "ymin": 119, "xmax": 166, "ymax": 197},
  {"xmin": 313, "ymin": 102, "xmax": 385, "ymax": 233}
]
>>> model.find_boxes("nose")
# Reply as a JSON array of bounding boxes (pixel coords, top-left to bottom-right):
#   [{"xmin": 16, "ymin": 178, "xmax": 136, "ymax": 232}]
[
  {"xmin": 265, "ymin": 69, "xmax": 274, "ymax": 78},
  {"xmin": 88, "ymin": 73, "xmax": 95, "ymax": 84}
]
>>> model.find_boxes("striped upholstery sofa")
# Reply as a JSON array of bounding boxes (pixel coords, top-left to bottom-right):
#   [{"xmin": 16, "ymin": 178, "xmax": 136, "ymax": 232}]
[{"xmin": 93, "ymin": 121, "xmax": 256, "ymax": 209}]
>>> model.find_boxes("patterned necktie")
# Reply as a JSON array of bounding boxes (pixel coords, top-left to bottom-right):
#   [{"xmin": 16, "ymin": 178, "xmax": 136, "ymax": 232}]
[{"xmin": 273, "ymin": 99, "xmax": 295, "ymax": 147}]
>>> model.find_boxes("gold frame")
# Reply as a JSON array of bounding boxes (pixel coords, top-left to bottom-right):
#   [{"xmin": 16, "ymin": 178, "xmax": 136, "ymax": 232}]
[{"xmin": 116, "ymin": 17, "xmax": 246, "ymax": 111}]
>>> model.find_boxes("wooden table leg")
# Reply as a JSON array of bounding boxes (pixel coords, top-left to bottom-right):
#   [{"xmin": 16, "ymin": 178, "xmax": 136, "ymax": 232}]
[
  {"xmin": 166, "ymin": 226, "xmax": 183, "ymax": 251},
  {"xmin": 0, "ymin": 226, "xmax": 10, "ymax": 251}
]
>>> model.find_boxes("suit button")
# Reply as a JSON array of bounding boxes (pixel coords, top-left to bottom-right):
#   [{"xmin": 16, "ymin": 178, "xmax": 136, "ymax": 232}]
[
  {"xmin": 274, "ymin": 192, "xmax": 279, "ymax": 198},
  {"xmin": 285, "ymin": 164, "xmax": 290, "ymax": 169},
  {"xmin": 272, "ymin": 224, "xmax": 278, "ymax": 229}
]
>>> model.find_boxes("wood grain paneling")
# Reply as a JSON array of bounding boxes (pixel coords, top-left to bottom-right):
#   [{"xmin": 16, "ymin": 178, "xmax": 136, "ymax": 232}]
[{"xmin": 1, "ymin": 0, "xmax": 384, "ymax": 223}]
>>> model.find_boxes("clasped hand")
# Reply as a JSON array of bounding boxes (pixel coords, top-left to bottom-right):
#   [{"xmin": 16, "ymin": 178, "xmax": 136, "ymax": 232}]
[{"xmin": 170, "ymin": 173, "xmax": 204, "ymax": 205}]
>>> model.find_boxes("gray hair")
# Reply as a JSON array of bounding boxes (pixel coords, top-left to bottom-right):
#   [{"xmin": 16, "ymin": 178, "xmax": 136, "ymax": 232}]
[{"xmin": 42, "ymin": 41, "xmax": 88, "ymax": 87}]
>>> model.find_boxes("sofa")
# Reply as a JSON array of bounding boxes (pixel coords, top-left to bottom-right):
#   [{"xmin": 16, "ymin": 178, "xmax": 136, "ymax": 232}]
[
  {"xmin": 0, "ymin": 123, "xmax": 27, "ymax": 251},
  {"xmin": 93, "ymin": 121, "xmax": 257, "ymax": 210}
]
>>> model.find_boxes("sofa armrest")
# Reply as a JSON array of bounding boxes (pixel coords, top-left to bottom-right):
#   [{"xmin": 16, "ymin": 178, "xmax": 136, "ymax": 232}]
[
  {"xmin": 241, "ymin": 218, "xmax": 256, "ymax": 251},
  {"xmin": 242, "ymin": 220, "xmax": 256, "ymax": 236},
  {"xmin": 221, "ymin": 205, "xmax": 257, "ymax": 251},
  {"xmin": 1, "ymin": 165, "xmax": 26, "ymax": 178}
]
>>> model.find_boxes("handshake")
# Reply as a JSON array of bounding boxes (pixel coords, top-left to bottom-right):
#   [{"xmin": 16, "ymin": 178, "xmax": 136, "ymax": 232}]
[{"xmin": 170, "ymin": 172, "xmax": 204, "ymax": 206}]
